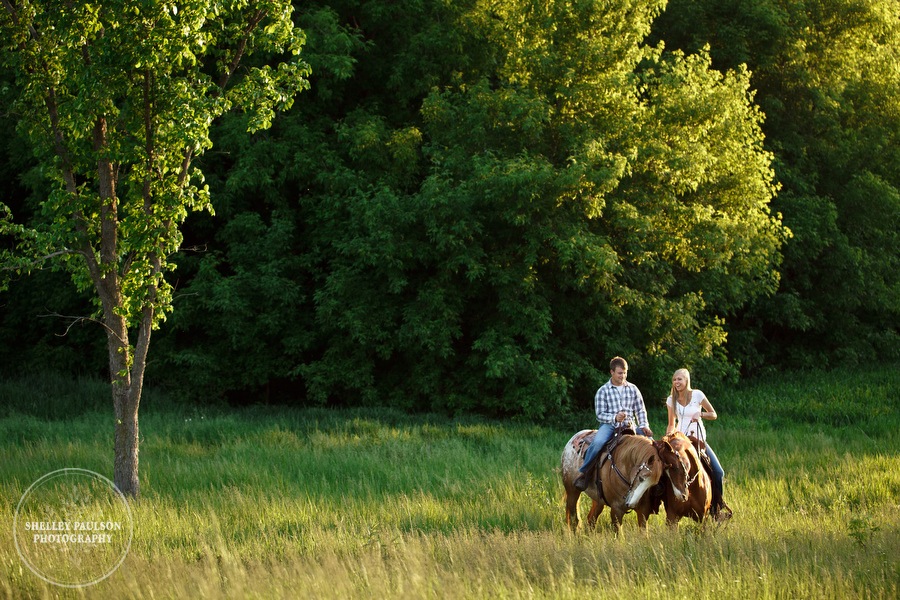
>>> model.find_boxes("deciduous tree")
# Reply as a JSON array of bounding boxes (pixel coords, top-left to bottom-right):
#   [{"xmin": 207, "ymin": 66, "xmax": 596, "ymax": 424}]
[
  {"xmin": 0, "ymin": 0, "xmax": 309, "ymax": 496},
  {"xmin": 214, "ymin": 0, "xmax": 786, "ymax": 416}
]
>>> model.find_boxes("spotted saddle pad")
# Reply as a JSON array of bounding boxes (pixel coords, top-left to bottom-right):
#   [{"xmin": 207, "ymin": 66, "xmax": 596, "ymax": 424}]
[{"xmin": 570, "ymin": 430, "xmax": 597, "ymax": 460}]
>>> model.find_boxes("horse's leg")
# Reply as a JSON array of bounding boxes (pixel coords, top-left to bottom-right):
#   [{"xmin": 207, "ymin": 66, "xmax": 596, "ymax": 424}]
[
  {"xmin": 564, "ymin": 487, "xmax": 580, "ymax": 533},
  {"xmin": 665, "ymin": 508, "xmax": 681, "ymax": 529},
  {"xmin": 697, "ymin": 506, "xmax": 710, "ymax": 524},
  {"xmin": 609, "ymin": 508, "xmax": 625, "ymax": 535},
  {"xmin": 636, "ymin": 509, "xmax": 649, "ymax": 531},
  {"xmin": 689, "ymin": 503, "xmax": 705, "ymax": 523},
  {"xmin": 587, "ymin": 500, "xmax": 603, "ymax": 530}
]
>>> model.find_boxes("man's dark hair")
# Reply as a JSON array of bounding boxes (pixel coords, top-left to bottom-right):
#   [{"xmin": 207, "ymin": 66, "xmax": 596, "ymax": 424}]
[{"xmin": 610, "ymin": 356, "xmax": 628, "ymax": 371}]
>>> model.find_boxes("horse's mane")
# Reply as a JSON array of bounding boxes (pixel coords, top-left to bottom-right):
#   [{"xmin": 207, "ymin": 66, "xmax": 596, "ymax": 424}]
[
  {"xmin": 663, "ymin": 431, "xmax": 691, "ymax": 445},
  {"xmin": 616, "ymin": 434, "xmax": 658, "ymax": 465},
  {"xmin": 663, "ymin": 431, "xmax": 702, "ymax": 473}
]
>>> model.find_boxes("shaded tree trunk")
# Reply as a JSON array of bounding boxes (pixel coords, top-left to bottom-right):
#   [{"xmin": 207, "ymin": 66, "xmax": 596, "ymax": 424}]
[
  {"xmin": 104, "ymin": 302, "xmax": 154, "ymax": 498},
  {"xmin": 93, "ymin": 113, "xmax": 156, "ymax": 499},
  {"xmin": 113, "ymin": 380, "xmax": 140, "ymax": 498},
  {"xmin": 100, "ymin": 272, "xmax": 146, "ymax": 498}
]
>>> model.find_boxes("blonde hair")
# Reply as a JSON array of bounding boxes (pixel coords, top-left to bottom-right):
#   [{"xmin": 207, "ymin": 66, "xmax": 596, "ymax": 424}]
[{"xmin": 670, "ymin": 368, "xmax": 692, "ymax": 405}]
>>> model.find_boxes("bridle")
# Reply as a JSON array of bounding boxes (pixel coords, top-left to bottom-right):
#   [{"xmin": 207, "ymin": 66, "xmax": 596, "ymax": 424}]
[
  {"xmin": 624, "ymin": 460, "xmax": 653, "ymax": 503},
  {"xmin": 683, "ymin": 460, "xmax": 700, "ymax": 488},
  {"xmin": 606, "ymin": 447, "xmax": 652, "ymax": 507},
  {"xmin": 674, "ymin": 453, "xmax": 699, "ymax": 486},
  {"xmin": 665, "ymin": 447, "xmax": 697, "ymax": 498}
]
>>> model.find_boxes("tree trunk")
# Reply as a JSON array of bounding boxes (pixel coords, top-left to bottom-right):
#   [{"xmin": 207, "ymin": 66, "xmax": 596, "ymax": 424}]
[
  {"xmin": 103, "ymin": 308, "xmax": 139, "ymax": 497},
  {"xmin": 113, "ymin": 381, "xmax": 140, "ymax": 497},
  {"xmin": 92, "ymin": 113, "xmax": 146, "ymax": 498},
  {"xmin": 105, "ymin": 303, "xmax": 156, "ymax": 498}
]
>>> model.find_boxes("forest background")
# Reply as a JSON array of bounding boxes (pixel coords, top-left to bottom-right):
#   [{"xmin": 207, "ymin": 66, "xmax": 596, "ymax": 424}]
[{"xmin": 1, "ymin": 0, "xmax": 898, "ymax": 420}]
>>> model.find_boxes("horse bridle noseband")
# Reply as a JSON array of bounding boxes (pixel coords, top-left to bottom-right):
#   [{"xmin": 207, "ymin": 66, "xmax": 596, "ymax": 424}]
[{"xmin": 669, "ymin": 456, "xmax": 695, "ymax": 488}]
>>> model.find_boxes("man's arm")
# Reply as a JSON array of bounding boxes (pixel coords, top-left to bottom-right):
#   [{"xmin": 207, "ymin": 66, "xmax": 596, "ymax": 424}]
[
  {"xmin": 594, "ymin": 385, "xmax": 617, "ymax": 424},
  {"xmin": 632, "ymin": 386, "xmax": 652, "ymax": 434}
]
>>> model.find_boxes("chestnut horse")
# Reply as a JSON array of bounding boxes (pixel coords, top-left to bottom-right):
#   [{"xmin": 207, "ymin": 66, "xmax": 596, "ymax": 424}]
[
  {"xmin": 655, "ymin": 431, "xmax": 712, "ymax": 526},
  {"xmin": 561, "ymin": 430, "xmax": 687, "ymax": 532}
]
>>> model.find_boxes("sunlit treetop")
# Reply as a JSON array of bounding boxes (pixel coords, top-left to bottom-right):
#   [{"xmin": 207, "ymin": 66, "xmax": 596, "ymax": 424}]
[{"xmin": 0, "ymin": 0, "xmax": 310, "ymax": 329}]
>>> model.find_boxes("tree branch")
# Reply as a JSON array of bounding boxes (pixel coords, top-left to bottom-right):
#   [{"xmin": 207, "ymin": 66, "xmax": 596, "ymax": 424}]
[
  {"xmin": 94, "ymin": 116, "xmax": 119, "ymax": 268},
  {"xmin": 37, "ymin": 311, "xmax": 127, "ymax": 345},
  {"xmin": 142, "ymin": 68, "xmax": 155, "ymax": 210},
  {"xmin": 216, "ymin": 9, "xmax": 268, "ymax": 91},
  {"xmin": 0, "ymin": 249, "xmax": 74, "ymax": 271}
]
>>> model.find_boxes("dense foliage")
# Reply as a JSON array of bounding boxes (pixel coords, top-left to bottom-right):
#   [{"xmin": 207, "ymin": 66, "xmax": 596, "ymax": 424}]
[
  {"xmin": 2, "ymin": 0, "xmax": 897, "ymax": 418},
  {"xmin": 650, "ymin": 0, "xmax": 900, "ymax": 372}
]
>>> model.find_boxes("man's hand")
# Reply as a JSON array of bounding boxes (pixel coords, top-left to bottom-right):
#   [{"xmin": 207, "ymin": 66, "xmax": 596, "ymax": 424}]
[{"xmin": 641, "ymin": 426, "xmax": 653, "ymax": 437}]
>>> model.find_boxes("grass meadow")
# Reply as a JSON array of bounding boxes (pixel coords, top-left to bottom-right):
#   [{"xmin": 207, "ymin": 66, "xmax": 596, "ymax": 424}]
[{"xmin": 1, "ymin": 367, "xmax": 898, "ymax": 598}]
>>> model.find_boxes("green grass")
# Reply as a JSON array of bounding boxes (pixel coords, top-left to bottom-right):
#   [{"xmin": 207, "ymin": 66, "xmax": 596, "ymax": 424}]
[{"xmin": 1, "ymin": 367, "xmax": 898, "ymax": 598}]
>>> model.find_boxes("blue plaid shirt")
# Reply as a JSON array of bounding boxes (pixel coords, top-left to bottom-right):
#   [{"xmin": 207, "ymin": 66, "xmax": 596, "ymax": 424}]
[{"xmin": 594, "ymin": 380, "xmax": 649, "ymax": 430}]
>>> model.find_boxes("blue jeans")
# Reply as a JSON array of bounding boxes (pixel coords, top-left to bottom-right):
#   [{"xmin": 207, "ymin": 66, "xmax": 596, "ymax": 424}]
[
  {"xmin": 705, "ymin": 442, "xmax": 725, "ymax": 496},
  {"xmin": 578, "ymin": 424, "xmax": 650, "ymax": 474}
]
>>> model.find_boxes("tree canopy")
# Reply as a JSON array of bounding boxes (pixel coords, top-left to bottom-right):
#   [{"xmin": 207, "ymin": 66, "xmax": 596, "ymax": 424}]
[
  {"xmin": 2, "ymin": 0, "xmax": 896, "ymax": 420},
  {"xmin": 152, "ymin": 0, "xmax": 786, "ymax": 417},
  {"xmin": 651, "ymin": 0, "xmax": 900, "ymax": 372}
]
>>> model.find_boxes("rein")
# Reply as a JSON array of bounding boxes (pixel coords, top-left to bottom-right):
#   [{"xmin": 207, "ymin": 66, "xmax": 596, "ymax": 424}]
[
  {"xmin": 682, "ymin": 416, "xmax": 707, "ymax": 489},
  {"xmin": 684, "ymin": 464, "xmax": 701, "ymax": 487}
]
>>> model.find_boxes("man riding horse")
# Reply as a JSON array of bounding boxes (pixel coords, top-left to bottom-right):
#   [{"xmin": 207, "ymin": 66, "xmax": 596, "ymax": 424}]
[{"xmin": 574, "ymin": 356, "xmax": 653, "ymax": 491}]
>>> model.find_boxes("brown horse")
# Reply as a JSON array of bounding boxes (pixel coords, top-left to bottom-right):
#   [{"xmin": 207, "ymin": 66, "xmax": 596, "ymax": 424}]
[
  {"xmin": 655, "ymin": 431, "xmax": 712, "ymax": 526},
  {"xmin": 561, "ymin": 430, "xmax": 686, "ymax": 532}
]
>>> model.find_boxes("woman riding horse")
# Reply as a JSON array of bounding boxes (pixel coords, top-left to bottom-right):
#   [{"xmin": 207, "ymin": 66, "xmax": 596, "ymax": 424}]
[{"xmin": 665, "ymin": 368, "xmax": 733, "ymax": 520}]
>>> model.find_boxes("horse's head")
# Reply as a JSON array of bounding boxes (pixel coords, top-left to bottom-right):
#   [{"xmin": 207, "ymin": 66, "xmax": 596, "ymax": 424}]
[
  {"xmin": 623, "ymin": 456, "xmax": 654, "ymax": 508},
  {"xmin": 623, "ymin": 443, "xmax": 665, "ymax": 509},
  {"xmin": 657, "ymin": 434, "xmax": 692, "ymax": 503}
]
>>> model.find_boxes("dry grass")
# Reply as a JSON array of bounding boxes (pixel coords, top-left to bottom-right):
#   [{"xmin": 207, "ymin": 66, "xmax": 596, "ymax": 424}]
[{"xmin": 1, "ymin": 368, "xmax": 899, "ymax": 598}]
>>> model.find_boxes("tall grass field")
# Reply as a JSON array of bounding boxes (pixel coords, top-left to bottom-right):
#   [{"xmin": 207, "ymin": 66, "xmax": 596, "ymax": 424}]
[{"xmin": 1, "ymin": 368, "xmax": 898, "ymax": 598}]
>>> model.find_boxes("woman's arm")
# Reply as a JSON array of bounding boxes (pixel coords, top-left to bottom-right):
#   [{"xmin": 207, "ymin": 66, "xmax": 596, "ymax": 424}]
[
  {"xmin": 665, "ymin": 400, "xmax": 677, "ymax": 435},
  {"xmin": 699, "ymin": 397, "xmax": 718, "ymax": 421}
]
